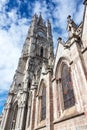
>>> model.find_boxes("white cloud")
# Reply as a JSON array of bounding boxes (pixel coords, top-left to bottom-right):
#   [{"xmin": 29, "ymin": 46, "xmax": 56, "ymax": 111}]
[
  {"xmin": 51, "ymin": 0, "xmax": 84, "ymax": 42},
  {"xmin": 0, "ymin": 22, "xmax": 29, "ymax": 91},
  {"xmin": 0, "ymin": 6, "xmax": 30, "ymax": 93},
  {"xmin": 7, "ymin": 9, "xmax": 18, "ymax": 23},
  {"xmin": 33, "ymin": 0, "xmax": 51, "ymax": 20},
  {"xmin": 74, "ymin": 3, "xmax": 84, "ymax": 24},
  {"xmin": 0, "ymin": 96, "xmax": 7, "ymax": 108},
  {"xmin": 0, "ymin": 0, "xmax": 84, "ymax": 87},
  {"xmin": 0, "ymin": 0, "xmax": 8, "ymax": 11},
  {"xmin": 33, "ymin": 1, "xmax": 41, "ymax": 14},
  {"xmin": 51, "ymin": 0, "xmax": 76, "ymax": 28},
  {"xmin": 32, "ymin": 0, "xmax": 84, "ymax": 44}
]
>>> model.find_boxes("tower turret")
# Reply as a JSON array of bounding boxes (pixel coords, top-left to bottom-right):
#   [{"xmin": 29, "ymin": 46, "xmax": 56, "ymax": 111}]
[
  {"xmin": 0, "ymin": 14, "xmax": 54, "ymax": 130},
  {"xmin": 37, "ymin": 13, "xmax": 45, "ymax": 26},
  {"xmin": 28, "ymin": 13, "xmax": 38, "ymax": 37}
]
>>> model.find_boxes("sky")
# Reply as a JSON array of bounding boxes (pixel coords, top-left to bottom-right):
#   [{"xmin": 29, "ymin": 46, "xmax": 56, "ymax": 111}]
[{"xmin": 0, "ymin": 0, "xmax": 84, "ymax": 114}]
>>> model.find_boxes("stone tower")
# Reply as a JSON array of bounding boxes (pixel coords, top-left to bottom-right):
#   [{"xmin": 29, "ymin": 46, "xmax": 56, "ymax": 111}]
[{"xmin": 0, "ymin": 14, "xmax": 54, "ymax": 130}]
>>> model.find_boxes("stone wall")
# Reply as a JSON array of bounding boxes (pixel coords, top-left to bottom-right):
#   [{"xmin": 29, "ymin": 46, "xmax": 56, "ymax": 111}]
[{"xmin": 54, "ymin": 114, "xmax": 87, "ymax": 130}]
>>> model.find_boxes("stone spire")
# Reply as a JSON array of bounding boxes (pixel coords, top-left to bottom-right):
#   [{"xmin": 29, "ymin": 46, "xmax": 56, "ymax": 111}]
[
  {"xmin": 37, "ymin": 13, "xmax": 45, "ymax": 26},
  {"xmin": 29, "ymin": 13, "xmax": 38, "ymax": 37}
]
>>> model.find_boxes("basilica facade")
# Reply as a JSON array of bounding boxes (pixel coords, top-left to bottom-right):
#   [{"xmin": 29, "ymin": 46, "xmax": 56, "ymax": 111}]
[{"xmin": 1, "ymin": 0, "xmax": 87, "ymax": 130}]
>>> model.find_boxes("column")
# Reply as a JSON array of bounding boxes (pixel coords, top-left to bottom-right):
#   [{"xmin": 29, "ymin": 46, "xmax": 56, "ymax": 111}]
[
  {"xmin": 15, "ymin": 107, "xmax": 21, "ymax": 129},
  {"xmin": 58, "ymin": 79, "xmax": 64, "ymax": 116},
  {"xmin": 34, "ymin": 96, "xmax": 38, "ymax": 129},
  {"xmin": 0, "ymin": 104, "xmax": 11, "ymax": 130},
  {"xmin": 25, "ymin": 106, "xmax": 31, "ymax": 129},
  {"xmin": 46, "ymin": 70, "xmax": 53, "ymax": 130},
  {"xmin": 15, "ymin": 102, "xmax": 26, "ymax": 130},
  {"xmin": 15, "ymin": 92, "xmax": 27, "ymax": 130},
  {"xmin": 52, "ymin": 78, "xmax": 58, "ymax": 121},
  {"xmin": 25, "ymin": 92, "xmax": 32, "ymax": 129},
  {"xmin": 29, "ymin": 88, "xmax": 36, "ymax": 130},
  {"xmin": 71, "ymin": 64, "xmax": 83, "ymax": 112}
]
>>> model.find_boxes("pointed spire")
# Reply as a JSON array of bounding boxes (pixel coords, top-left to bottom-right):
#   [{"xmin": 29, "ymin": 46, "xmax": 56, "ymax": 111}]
[
  {"xmin": 38, "ymin": 12, "xmax": 44, "ymax": 25},
  {"xmin": 32, "ymin": 13, "xmax": 38, "ymax": 22},
  {"xmin": 28, "ymin": 13, "xmax": 38, "ymax": 37},
  {"xmin": 47, "ymin": 19, "xmax": 51, "ymax": 25},
  {"xmin": 47, "ymin": 19, "xmax": 51, "ymax": 30},
  {"xmin": 39, "ymin": 12, "xmax": 42, "ymax": 18}
]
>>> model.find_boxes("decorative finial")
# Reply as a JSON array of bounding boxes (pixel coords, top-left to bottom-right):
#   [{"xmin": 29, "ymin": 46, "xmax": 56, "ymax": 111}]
[
  {"xmin": 57, "ymin": 37, "xmax": 64, "ymax": 45},
  {"xmin": 67, "ymin": 15, "xmax": 72, "ymax": 23},
  {"xmin": 32, "ymin": 13, "xmax": 38, "ymax": 21},
  {"xmin": 67, "ymin": 15, "xmax": 71, "ymax": 19},
  {"xmin": 39, "ymin": 12, "xmax": 42, "ymax": 19},
  {"xmin": 57, "ymin": 37, "xmax": 62, "ymax": 42},
  {"xmin": 57, "ymin": 37, "xmax": 62, "ymax": 44}
]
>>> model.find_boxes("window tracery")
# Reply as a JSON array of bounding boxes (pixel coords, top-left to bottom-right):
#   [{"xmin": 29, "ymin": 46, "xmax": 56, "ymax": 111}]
[
  {"xmin": 61, "ymin": 64, "xmax": 75, "ymax": 109},
  {"xmin": 41, "ymin": 86, "xmax": 46, "ymax": 121}
]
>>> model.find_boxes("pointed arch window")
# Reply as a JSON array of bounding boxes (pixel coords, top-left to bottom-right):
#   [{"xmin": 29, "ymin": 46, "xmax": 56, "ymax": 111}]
[
  {"xmin": 41, "ymin": 86, "xmax": 46, "ymax": 120},
  {"xmin": 61, "ymin": 64, "xmax": 75, "ymax": 109}
]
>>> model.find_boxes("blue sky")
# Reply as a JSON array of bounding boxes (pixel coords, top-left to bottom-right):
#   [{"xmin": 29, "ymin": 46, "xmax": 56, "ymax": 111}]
[{"xmin": 0, "ymin": 0, "xmax": 84, "ymax": 114}]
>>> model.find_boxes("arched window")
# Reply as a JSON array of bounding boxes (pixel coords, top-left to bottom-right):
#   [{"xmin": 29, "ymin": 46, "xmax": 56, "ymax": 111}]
[
  {"xmin": 41, "ymin": 87, "xmax": 46, "ymax": 120},
  {"xmin": 61, "ymin": 64, "xmax": 75, "ymax": 109},
  {"xmin": 40, "ymin": 47, "xmax": 43, "ymax": 57}
]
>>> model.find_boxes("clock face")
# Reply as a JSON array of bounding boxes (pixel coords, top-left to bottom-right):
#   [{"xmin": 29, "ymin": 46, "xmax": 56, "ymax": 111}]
[{"xmin": 38, "ymin": 31, "xmax": 45, "ymax": 37}]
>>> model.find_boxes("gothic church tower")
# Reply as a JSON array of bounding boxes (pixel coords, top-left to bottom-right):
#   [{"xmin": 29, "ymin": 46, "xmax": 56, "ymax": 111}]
[
  {"xmin": 1, "ymin": 1, "xmax": 87, "ymax": 130},
  {"xmin": 0, "ymin": 14, "xmax": 54, "ymax": 130}
]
